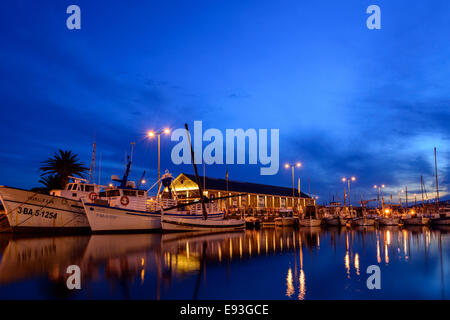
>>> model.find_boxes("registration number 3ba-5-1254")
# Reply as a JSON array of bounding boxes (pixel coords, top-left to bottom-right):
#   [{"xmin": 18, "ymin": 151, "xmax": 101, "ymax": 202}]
[{"xmin": 17, "ymin": 207, "xmax": 58, "ymax": 219}]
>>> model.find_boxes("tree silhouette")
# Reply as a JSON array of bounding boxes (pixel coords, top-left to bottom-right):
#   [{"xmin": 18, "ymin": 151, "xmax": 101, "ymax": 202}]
[{"xmin": 40, "ymin": 150, "xmax": 88, "ymax": 188}]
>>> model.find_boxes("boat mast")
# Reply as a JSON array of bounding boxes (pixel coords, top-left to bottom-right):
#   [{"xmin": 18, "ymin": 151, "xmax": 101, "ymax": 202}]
[
  {"xmin": 88, "ymin": 138, "xmax": 96, "ymax": 184},
  {"xmin": 185, "ymin": 123, "xmax": 208, "ymax": 220},
  {"xmin": 420, "ymin": 176, "xmax": 425, "ymax": 208},
  {"xmin": 434, "ymin": 147, "xmax": 439, "ymax": 211}
]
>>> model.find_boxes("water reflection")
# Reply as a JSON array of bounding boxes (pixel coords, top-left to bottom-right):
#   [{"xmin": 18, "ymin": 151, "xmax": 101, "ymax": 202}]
[{"xmin": 0, "ymin": 226, "xmax": 448, "ymax": 299}]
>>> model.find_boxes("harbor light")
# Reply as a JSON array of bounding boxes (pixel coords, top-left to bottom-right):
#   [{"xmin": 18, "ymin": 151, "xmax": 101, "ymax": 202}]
[
  {"xmin": 296, "ymin": 162, "xmax": 301, "ymax": 167},
  {"xmin": 148, "ymin": 131, "xmax": 155, "ymax": 137},
  {"xmin": 285, "ymin": 164, "xmax": 290, "ymax": 169},
  {"xmin": 342, "ymin": 178, "xmax": 346, "ymax": 182},
  {"xmin": 163, "ymin": 128, "xmax": 171, "ymax": 134}
]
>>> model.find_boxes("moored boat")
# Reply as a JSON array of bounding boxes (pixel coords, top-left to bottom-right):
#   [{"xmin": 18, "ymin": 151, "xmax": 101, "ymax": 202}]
[
  {"xmin": 0, "ymin": 178, "xmax": 99, "ymax": 233},
  {"xmin": 430, "ymin": 207, "xmax": 450, "ymax": 225},
  {"xmin": 351, "ymin": 216, "xmax": 376, "ymax": 226},
  {"xmin": 298, "ymin": 217, "xmax": 322, "ymax": 227},
  {"xmin": 379, "ymin": 216, "xmax": 401, "ymax": 226},
  {"xmin": 161, "ymin": 215, "xmax": 246, "ymax": 232},
  {"xmin": 274, "ymin": 208, "xmax": 297, "ymax": 227},
  {"xmin": 402, "ymin": 216, "xmax": 430, "ymax": 225}
]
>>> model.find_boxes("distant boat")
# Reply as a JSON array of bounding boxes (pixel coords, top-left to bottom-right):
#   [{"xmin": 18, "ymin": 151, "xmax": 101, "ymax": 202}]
[
  {"xmin": 299, "ymin": 217, "xmax": 322, "ymax": 227},
  {"xmin": 351, "ymin": 216, "xmax": 376, "ymax": 226},
  {"xmin": 379, "ymin": 217, "xmax": 401, "ymax": 226},
  {"xmin": 402, "ymin": 214, "xmax": 430, "ymax": 226},
  {"xmin": 324, "ymin": 216, "xmax": 347, "ymax": 226},
  {"xmin": 430, "ymin": 207, "xmax": 450, "ymax": 225},
  {"xmin": 274, "ymin": 208, "xmax": 297, "ymax": 227}
]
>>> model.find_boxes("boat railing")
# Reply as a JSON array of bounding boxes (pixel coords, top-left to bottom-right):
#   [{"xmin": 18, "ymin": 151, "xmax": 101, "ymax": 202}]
[{"xmin": 189, "ymin": 202, "xmax": 219, "ymax": 215}]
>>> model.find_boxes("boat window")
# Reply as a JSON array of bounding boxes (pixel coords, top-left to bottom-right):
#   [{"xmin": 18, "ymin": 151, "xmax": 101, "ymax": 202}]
[
  {"xmin": 80, "ymin": 185, "xmax": 85, "ymax": 192},
  {"xmin": 138, "ymin": 191, "xmax": 145, "ymax": 196},
  {"xmin": 85, "ymin": 185, "xmax": 94, "ymax": 192},
  {"xmin": 123, "ymin": 190, "xmax": 136, "ymax": 197},
  {"xmin": 106, "ymin": 190, "xmax": 120, "ymax": 197},
  {"xmin": 73, "ymin": 184, "xmax": 78, "ymax": 191},
  {"xmin": 67, "ymin": 184, "xmax": 72, "ymax": 190},
  {"xmin": 99, "ymin": 191, "xmax": 106, "ymax": 197}
]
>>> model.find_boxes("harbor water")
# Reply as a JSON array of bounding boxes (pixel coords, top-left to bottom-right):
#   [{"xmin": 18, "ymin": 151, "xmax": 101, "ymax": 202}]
[{"xmin": 0, "ymin": 226, "xmax": 448, "ymax": 299}]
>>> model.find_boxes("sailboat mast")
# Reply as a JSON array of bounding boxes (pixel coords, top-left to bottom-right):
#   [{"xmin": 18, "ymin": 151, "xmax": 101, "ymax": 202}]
[
  {"xmin": 420, "ymin": 176, "xmax": 425, "ymax": 208},
  {"xmin": 434, "ymin": 147, "xmax": 439, "ymax": 210}
]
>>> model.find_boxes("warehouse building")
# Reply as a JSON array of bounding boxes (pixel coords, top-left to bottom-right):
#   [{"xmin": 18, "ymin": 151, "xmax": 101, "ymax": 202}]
[{"xmin": 164, "ymin": 173, "xmax": 315, "ymax": 214}]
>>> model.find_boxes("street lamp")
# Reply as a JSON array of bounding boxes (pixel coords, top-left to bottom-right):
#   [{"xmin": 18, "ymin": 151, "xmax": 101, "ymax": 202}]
[
  {"xmin": 285, "ymin": 162, "xmax": 302, "ymax": 198},
  {"xmin": 148, "ymin": 128, "xmax": 171, "ymax": 191},
  {"xmin": 373, "ymin": 184, "xmax": 385, "ymax": 208},
  {"xmin": 342, "ymin": 176, "xmax": 356, "ymax": 206}
]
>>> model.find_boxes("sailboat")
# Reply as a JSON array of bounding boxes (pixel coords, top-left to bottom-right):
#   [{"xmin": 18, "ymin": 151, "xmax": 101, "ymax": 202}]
[
  {"xmin": 161, "ymin": 124, "xmax": 246, "ymax": 232},
  {"xmin": 429, "ymin": 147, "xmax": 450, "ymax": 225}
]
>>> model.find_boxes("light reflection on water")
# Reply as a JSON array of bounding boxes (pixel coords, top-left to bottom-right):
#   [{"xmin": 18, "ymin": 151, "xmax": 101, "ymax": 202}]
[{"xmin": 0, "ymin": 226, "xmax": 448, "ymax": 299}]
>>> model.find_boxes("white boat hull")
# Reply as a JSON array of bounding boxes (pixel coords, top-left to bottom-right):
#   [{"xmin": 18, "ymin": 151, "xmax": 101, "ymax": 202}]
[
  {"xmin": 162, "ymin": 216, "xmax": 246, "ymax": 232},
  {"xmin": 0, "ymin": 186, "xmax": 89, "ymax": 232},
  {"xmin": 299, "ymin": 218, "xmax": 322, "ymax": 227},
  {"xmin": 83, "ymin": 202, "xmax": 161, "ymax": 232}
]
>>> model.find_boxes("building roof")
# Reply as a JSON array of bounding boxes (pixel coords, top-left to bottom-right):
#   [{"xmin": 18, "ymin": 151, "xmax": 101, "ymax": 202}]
[{"xmin": 180, "ymin": 173, "xmax": 310, "ymax": 198}]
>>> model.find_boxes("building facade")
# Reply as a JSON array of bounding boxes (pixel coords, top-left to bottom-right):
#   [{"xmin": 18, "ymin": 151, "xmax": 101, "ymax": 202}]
[{"xmin": 164, "ymin": 173, "xmax": 315, "ymax": 214}]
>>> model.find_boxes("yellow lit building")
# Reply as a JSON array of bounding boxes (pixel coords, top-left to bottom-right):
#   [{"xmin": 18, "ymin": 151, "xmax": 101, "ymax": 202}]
[{"xmin": 164, "ymin": 173, "xmax": 315, "ymax": 214}]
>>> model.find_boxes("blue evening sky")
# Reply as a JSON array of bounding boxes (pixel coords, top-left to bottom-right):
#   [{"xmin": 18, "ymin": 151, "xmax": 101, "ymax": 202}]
[{"xmin": 0, "ymin": 0, "xmax": 449, "ymax": 203}]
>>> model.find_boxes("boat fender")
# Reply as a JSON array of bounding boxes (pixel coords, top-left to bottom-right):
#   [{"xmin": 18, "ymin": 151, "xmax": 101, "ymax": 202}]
[
  {"xmin": 89, "ymin": 192, "xmax": 98, "ymax": 201},
  {"xmin": 120, "ymin": 196, "xmax": 130, "ymax": 206}
]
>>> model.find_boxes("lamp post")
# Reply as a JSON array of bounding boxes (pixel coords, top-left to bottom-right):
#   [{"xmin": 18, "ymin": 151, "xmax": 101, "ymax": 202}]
[
  {"xmin": 342, "ymin": 176, "xmax": 356, "ymax": 205},
  {"xmin": 373, "ymin": 184, "xmax": 385, "ymax": 209},
  {"xmin": 285, "ymin": 162, "xmax": 302, "ymax": 197},
  {"xmin": 148, "ymin": 128, "xmax": 171, "ymax": 192},
  {"xmin": 342, "ymin": 177, "xmax": 356, "ymax": 216}
]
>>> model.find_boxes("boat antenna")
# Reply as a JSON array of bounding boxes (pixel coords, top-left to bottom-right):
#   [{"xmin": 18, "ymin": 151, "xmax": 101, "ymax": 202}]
[{"xmin": 185, "ymin": 123, "xmax": 208, "ymax": 220}]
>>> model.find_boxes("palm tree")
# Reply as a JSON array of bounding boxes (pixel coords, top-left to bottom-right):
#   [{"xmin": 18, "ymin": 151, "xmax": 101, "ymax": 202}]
[
  {"xmin": 40, "ymin": 150, "xmax": 88, "ymax": 188},
  {"xmin": 39, "ymin": 175, "xmax": 63, "ymax": 191}
]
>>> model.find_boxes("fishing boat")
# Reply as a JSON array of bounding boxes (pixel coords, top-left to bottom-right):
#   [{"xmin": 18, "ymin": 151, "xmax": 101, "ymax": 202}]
[
  {"xmin": 299, "ymin": 217, "xmax": 322, "ymax": 227},
  {"xmin": 379, "ymin": 216, "xmax": 401, "ymax": 226},
  {"xmin": 161, "ymin": 124, "xmax": 245, "ymax": 233},
  {"xmin": 402, "ymin": 210, "xmax": 430, "ymax": 225},
  {"xmin": 0, "ymin": 177, "xmax": 100, "ymax": 233},
  {"xmin": 430, "ymin": 207, "xmax": 450, "ymax": 225},
  {"xmin": 378, "ymin": 208, "xmax": 401, "ymax": 226},
  {"xmin": 299, "ymin": 205, "xmax": 321, "ymax": 227},
  {"xmin": 351, "ymin": 215, "xmax": 376, "ymax": 226},
  {"xmin": 274, "ymin": 208, "xmax": 297, "ymax": 227}
]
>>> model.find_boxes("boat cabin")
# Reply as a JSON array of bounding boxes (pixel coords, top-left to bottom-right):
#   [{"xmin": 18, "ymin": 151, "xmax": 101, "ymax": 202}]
[
  {"xmin": 99, "ymin": 186, "xmax": 148, "ymax": 211},
  {"xmin": 50, "ymin": 177, "xmax": 101, "ymax": 201}
]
